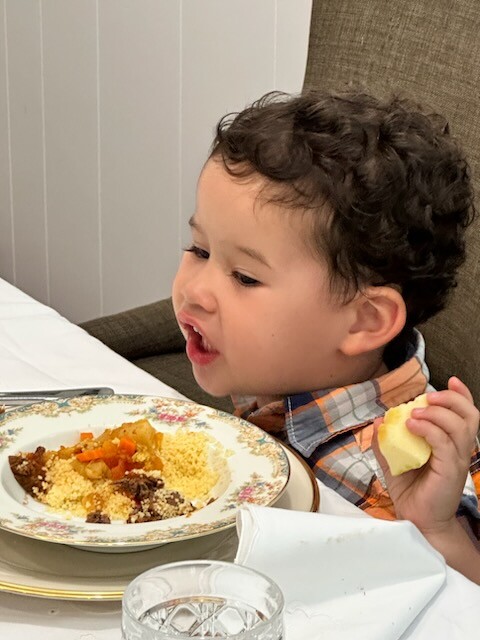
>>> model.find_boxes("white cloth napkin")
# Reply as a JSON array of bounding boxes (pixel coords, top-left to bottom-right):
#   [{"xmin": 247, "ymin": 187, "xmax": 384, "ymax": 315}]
[{"xmin": 236, "ymin": 504, "xmax": 446, "ymax": 640}]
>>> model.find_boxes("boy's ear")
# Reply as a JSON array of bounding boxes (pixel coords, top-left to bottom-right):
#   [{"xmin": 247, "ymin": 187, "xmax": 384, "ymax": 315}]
[{"xmin": 340, "ymin": 286, "xmax": 407, "ymax": 356}]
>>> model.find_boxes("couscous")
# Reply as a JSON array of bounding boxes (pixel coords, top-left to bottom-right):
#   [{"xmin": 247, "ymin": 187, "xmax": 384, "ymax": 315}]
[{"xmin": 9, "ymin": 419, "xmax": 224, "ymax": 524}]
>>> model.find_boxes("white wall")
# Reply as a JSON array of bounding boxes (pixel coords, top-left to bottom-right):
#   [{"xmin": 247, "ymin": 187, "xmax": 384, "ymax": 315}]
[{"xmin": 0, "ymin": 0, "xmax": 312, "ymax": 323}]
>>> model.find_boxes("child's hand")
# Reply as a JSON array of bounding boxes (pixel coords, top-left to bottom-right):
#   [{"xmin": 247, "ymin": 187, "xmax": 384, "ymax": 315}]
[{"xmin": 373, "ymin": 376, "xmax": 479, "ymax": 536}]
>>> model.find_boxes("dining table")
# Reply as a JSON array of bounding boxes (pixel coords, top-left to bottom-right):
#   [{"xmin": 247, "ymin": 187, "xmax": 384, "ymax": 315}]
[{"xmin": 0, "ymin": 275, "xmax": 478, "ymax": 640}]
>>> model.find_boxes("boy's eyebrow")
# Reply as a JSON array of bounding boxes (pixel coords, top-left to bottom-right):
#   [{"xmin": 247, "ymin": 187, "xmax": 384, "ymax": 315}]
[
  {"xmin": 188, "ymin": 216, "xmax": 271, "ymax": 268},
  {"xmin": 234, "ymin": 244, "xmax": 272, "ymax": 268}
]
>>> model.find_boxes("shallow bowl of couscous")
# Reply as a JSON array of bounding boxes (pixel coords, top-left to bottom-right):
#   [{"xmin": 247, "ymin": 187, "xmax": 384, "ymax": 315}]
[{"xmin": 0, "ymin": 394, "xmax": 290, "ymax": 552}]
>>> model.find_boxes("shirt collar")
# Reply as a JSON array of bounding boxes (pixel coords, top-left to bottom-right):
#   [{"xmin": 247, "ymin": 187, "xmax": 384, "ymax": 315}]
[{"xmin": 233, "ymin": 329, "xmax": 431, "ymax": 457}]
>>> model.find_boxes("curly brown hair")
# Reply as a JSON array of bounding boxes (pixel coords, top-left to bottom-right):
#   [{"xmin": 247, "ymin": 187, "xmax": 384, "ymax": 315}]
[{"xmin": 210, "ymin": 90, "xmax": 475, "ymax": 329}]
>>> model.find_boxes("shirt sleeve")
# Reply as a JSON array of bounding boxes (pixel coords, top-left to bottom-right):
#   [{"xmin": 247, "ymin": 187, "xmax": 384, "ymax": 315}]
[{"xmin": 457, "ymin": 442, "xmax": 480, "ymax": 544}]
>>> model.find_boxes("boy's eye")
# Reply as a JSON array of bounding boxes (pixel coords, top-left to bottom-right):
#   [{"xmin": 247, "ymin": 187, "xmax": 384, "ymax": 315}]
[
  {"xmin": 184, "ymin": 244, "xmax": 209, "ymax": 260},
  {"xmin": 232, "ymin": 271, "xmax": 260, "ymax": 287}
]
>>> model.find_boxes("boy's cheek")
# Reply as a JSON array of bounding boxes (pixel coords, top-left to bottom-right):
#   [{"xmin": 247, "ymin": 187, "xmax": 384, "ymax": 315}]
[
  {"xmin": 171, "ymin": 282, "xmax": 182, "ymax": 319},
  {"xmin": 171, "ymin": 264, "xmax": 185, "ymax": 299}
]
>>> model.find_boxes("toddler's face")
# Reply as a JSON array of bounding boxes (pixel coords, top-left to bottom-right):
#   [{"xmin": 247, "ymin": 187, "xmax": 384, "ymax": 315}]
[{"xmin": 172, "ymin": 159, "xmax": 354, "ymax": 399}]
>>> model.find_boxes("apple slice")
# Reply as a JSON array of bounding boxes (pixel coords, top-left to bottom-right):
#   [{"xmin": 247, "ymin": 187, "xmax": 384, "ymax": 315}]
[{"xmin": 378, "ymin": 394, "xmax": 431, "ymax": 476}]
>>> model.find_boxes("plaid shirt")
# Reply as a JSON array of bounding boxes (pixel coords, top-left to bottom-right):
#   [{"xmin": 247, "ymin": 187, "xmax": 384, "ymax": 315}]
[{"xmin": 233, "ymin": 330, "xmax": 480, "ymax": 528}]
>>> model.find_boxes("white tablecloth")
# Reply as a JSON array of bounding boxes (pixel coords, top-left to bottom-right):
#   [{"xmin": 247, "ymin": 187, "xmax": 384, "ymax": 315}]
[
  {"xmin": 0, "ymin": 278, "xmax": 187, "ymax": 399},
  {"xmin": 0, "ymin": 277, "xmax": 478, "ymax": 639}
]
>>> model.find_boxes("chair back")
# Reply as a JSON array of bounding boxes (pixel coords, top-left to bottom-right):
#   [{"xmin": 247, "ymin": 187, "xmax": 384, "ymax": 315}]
[{"xmin": 304, "ymin": 0, "xmax": 480, "ymax": 401}]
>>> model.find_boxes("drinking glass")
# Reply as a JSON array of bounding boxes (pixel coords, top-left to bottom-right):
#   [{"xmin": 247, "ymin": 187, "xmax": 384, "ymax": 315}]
[{"xmin": 121, "ymin": 559, "xmax": 284, "ymax": 639}]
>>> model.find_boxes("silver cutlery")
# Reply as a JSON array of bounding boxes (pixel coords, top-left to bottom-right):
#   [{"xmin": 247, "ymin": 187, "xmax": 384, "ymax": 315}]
[{"xmin": 0, "ymin": 387, "xmax": 114, "ymax": 408}]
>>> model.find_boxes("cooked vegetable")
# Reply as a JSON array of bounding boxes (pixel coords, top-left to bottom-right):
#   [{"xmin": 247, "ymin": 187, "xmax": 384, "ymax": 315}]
[
  {"xmin": 76, "ymin": 448, "xmax": 105, "ymax": 463},
  {"xmin": 73, "ymin": 419, "xmax": 162, "ymax": 480},
  {"xmin": 118, "ymin": 436, "xmax": 136, "ymax": 456}
]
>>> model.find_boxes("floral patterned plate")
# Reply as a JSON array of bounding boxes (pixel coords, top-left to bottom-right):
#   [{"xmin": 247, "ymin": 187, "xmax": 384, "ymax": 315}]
[
  {"xmin": 0, "ymin": 394, "xmax": 289, "ymax": 551},
  {"xmin": 0, "ymin": 444, "xmax": 318, "ymax": 600}
]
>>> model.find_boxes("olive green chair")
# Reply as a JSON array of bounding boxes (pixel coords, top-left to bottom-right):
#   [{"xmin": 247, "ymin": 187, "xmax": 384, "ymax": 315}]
[{"xmin": 81, "ymin": 0, "xmax": 480, "ymax": 409}]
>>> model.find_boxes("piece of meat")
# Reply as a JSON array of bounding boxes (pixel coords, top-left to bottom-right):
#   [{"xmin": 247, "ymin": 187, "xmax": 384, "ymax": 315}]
[
  {"xmin": 9, "ymin": 446, "xmax": 47, "ymax": 495},
  {"xmin": 115, "ymin": 473, "xmax": 164, "ymax": 501},
  {"xmin": 165, "ymin": 491, "xmax": 184, "ymax": 507},
  {"xmin": 126, "ymin": 489, "xmax": 195, "ymax": 523},
  {"xmin": 86, "ymin": 511, "xmax": 111, "ymax": 524}
]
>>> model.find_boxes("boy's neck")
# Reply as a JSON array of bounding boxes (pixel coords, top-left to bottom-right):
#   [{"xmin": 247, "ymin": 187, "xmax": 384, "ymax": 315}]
[{"xmin": 255, "ymin": 355, "xmax": 389, "ymax": 409}]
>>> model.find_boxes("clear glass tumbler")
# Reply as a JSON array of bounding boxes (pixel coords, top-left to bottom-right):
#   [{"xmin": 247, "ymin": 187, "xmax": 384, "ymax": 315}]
[{"xmin": 121, "ymin": 560, "xmax": 284, "ymax": 639}]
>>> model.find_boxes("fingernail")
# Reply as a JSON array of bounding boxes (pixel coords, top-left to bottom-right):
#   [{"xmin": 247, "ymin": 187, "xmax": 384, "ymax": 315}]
[{"xmin": 411, "ymin": 408, "xmax": 425, "ymax": 417}]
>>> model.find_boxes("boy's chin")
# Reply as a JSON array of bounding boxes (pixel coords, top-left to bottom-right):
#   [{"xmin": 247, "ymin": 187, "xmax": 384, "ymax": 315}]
[
  {"xmin": 192, "ymin": 374, "xmax": 233, "ymax": 399},
  {"xmin": 199, "ymin": 387, "xmax": 231, "ymax": 398},
  {"xmin": 192, "ymin": 368, "xmax": 264, "ymax": 399}
]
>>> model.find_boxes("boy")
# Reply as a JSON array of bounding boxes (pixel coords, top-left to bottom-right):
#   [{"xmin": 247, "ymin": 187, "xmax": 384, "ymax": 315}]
[{"xmin": 172, "ymin": 90, "xmax": 480, "ymax": 583}]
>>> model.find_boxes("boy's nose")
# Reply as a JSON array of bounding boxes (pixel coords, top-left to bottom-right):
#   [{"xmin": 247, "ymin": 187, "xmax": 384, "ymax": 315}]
[{"xmin": 181, "ymin": 271, "xmax": 217, "ymax": 313}]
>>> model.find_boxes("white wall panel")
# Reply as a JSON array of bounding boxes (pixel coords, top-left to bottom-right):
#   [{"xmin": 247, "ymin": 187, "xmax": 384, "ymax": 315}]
[
  {"xmin": 99, "ymin": 0, "xmax": 181, "ymax": 316},
  {"xmin": 0, "ymin": 0, "xmax": 14, "ymax": 283},
  {"xmin": 0, "ymin": 0, "xmax": 311, "ymax": 322},
  {"xmin": 42, "ymin": 0, "xmax": 100, "ymax": 322},
  {"xmin": 276, "ymin": 0, "xmax": 312, "ymax": 92},
  {"xmin": 5, "ymin": 0, "xmax": 48, "ymax": 303},
  {"xmin": 181, "ymin": 0, "xmax": 276, "ymax": 246}
]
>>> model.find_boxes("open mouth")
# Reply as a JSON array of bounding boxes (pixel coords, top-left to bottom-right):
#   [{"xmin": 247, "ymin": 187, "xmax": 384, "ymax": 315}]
[
  {"xmin": 183, "ymin": 323, "xmax": 220, "ymax": 365},
  {"xmin": 189, "ymin": 325, "xmax": 217, "ymax": 353}
]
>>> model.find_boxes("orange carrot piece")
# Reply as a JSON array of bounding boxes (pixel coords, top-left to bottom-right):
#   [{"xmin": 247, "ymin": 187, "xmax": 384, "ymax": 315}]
[
  {"xmin": 118, "ymin": 436, "xmax": 136, "ymax": 456},
  {"xmin": 102, "ymin": 440, "xmax": 118, "ymax": 456},
  {"xmin": 80, "ymin": 431, "xmax": 94, "ymax": 441},
  {"xmin": 103, "ymin": 455, "xmax": 119, "ymax": 469},
  {"xmin": 110, "ymin": 458, "xmax": 126, "ymax": 480},
  {"xmin": 76, "ymin": 448, "xmax": 105, "ymax": 463}
]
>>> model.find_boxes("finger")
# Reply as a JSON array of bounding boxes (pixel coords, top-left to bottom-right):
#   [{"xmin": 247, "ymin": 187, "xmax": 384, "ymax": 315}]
[
  {"xmin": 424, "ymin": 389, "xmax": 479, "ymax": 430},
  {"xmin": 407, "ymin": 418, "xmax": 470, "ymax": 468},
  {"xmin": 408, "ymin": 405, "xmax": 476, "ymax": 459},
  {"xmin": 447, "ymin": 376, "xmax": 474, "ymax": 403}
]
